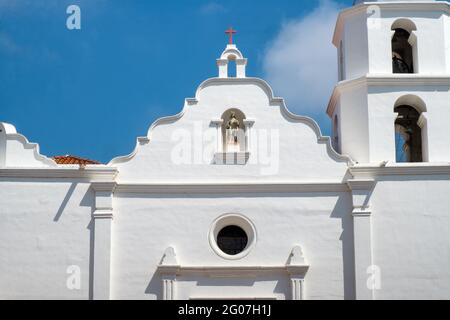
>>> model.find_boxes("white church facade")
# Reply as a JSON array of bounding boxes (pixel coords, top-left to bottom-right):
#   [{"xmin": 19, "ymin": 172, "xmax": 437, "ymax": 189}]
[{"xmin": 1, "ymin": 0, "xmax": 450, "ymax": 300}]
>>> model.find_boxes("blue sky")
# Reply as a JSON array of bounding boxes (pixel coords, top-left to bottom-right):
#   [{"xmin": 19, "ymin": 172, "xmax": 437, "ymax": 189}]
[{"xmin": 0, "ymin": 0, "xmax": 353, "ymax": 163}]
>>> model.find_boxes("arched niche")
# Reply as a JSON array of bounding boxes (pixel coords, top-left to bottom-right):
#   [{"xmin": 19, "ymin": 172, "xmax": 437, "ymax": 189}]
[
  {"xmin": 333, "ymin": 115, "xmax": 340, "ymax": 154},
  {"xmin": 394, "ymin": 95, "xmax": 428, "ymax": 163},
  {"xmin": 221, "ymin": 108, "xmax": 247, "ymax": 153}
]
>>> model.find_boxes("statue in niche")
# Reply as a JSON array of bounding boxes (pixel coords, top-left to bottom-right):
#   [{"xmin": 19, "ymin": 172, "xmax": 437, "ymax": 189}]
[{"xmin": 226, "ymin": 111, "xmax": 241, "ymax": 152}]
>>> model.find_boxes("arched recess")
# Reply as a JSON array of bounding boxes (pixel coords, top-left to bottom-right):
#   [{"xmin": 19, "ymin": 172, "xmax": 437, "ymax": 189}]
[
  {"xmin": 394, "ymin": 95, "xmax": 428, "ymax": 163},
  {"xmin": 391, "ymin": 19, "xmax": 418, "ymax": 74},
  {"xmin": 227, "ymin": 54, "xmax": 237, "ymax": 78},
  {"xmin": 217, "ymin": 45, "xmax": 247, "ymax": 79},
  {"xmin": 338, "ymin": 40, "xmax": 345, "ymax": 81},
  {"xmin": 332, "ymin": 114, "xmax": 341, "ymax": 154},
  {"xmin": 221, "ymin": 108, "xmax": 247, "ymax": 153}
]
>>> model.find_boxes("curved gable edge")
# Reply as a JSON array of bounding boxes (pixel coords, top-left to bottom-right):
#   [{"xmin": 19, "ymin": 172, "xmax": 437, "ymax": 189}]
[
  {"xmin": 108, "ymin": 77, "xmax": 355, "ymax": 166},
  {"xmin": 0, "ymin": 122, "xmax": 57, "ymax": 168}
]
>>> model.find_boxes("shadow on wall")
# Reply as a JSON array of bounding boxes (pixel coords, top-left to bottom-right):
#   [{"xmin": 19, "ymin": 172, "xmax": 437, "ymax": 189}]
[
  {"xmin": 194, "ymin": 274, "xmax": 288, "ymax": 296},
  {"xmin": 52, "ymin": 181, "xmax": 96, "ymax": 299},
  {"xmin": 54, "ymin": 182, "xmax": 78, "ymax": 222},
  {"xmin": 52, "ymin": 181, "xmax": 96, "ymax": 222},
  {"xmin": 145, "ymin": 271, "xmax": 289, "ymax": 300},
  {"xmin": 330, "ymin": 194, "xmax": 356, "ymax": 300},
  {"xmin": 145, "ymin": 269, "xmax": 162, "ymax": 299},
  {"xmin": 82, "ymin": 187, "xmax": 96, "ymax": 301},
  {"xmin": 87, "ymin": 219, "xmax": 95, "ymax": 300}
]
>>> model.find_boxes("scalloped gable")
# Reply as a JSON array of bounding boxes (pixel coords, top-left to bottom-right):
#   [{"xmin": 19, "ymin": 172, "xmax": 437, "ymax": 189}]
[
  {"xmin": 109, "ymin": 77, "xmax": 352, "ymax": 183},
  {"xmin": 0, "ymin": 122, "xmax": 57, "ymax": 168}
]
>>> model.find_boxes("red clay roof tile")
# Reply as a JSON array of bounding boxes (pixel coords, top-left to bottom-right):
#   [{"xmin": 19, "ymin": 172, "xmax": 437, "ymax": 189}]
[{"xmin": 52, "ymin": 155, "xmax": 101, "ymax": 165}]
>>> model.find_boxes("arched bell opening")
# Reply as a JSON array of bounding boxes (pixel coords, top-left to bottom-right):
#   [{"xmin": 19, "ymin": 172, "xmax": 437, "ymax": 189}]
[
  {"xmin": 391, "ymin": 19, "xmax": 417, "ymax": 74},
  {"xmin": 394, "ymin": 95, "xmax": 427, "ymax": 163}
]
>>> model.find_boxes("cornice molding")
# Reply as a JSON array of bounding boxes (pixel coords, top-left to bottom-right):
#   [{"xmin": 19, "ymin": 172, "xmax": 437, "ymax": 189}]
[
  {"xmin": 327, "ymin": 74, "xmax": 450, "ymax": 117},
  {"xmin": 115, "ymin": 181, "xmax": 349, "ymax": 194},
  {"xmin": 0, "ymin": 167, "xmax": 118, "ymax": 180},
  {"xmin": 365, "ymin": 74, "xmax": 450, "ymax": 86},
  {"xmin": 347, "ymin": 179, "xmax": 376, "ymax": 191},
  {"xmin": 157, "ymin": 245, "xmax": 308, "ymax": 278},
  {"xmin": 92, "ymin": 209, "xmax": 114, "ymax": 220},
  {"xmin": 3, "ymin": 166, "xmax": 448, "ymax": 184},
  {"xmin": 352, "ymin": 208, "xmax": 372, "ymax": 217},
  {"xmin": 157, "ymin": 264, "xmax": 309, "ymax": 277},
  {"xmin": 350, "ymin": 163, "xmax": 450, "ymax": 178},
  {"xmin": 91, "ymin": 181, "xmax": 117, "ymax": 192}
]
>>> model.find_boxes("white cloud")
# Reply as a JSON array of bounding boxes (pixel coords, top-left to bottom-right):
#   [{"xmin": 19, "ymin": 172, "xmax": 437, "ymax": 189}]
[
  {"xmin": 263, "ymin": 0, "xmax": 343, "ymax": 118},
  {"xmin": 200, "ymin": 2, "xmax": 228, "ymax": 15}
]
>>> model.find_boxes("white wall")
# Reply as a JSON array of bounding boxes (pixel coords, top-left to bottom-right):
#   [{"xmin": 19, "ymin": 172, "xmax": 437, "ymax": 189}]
[
  {"xmin": 344, "ymin": 11, "xmax": 369, "ymax": 79},
  {"xmin": 445, "ymin": 14, "xmax": 450, "ymax": 73},
  {"xmin": 0, "ymin": 181, "xmax": 94, "ymax": 299},
  {"xmin": 371, "ymin": 176, "xmax": 450, "ymax": 299},
  {"xmin": 110, "ymin": 192, "xmax": 355, "ymax": 300},
  {"xmin": 339, "ymin": 84, "xmax": 370, "ymax": 162}
]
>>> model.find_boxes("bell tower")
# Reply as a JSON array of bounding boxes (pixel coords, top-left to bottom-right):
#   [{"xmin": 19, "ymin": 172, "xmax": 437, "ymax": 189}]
[
  {"xmin": 328, "ymin": 0, "xmax": 450, "ymax": 163},
  {"xmin": 217, "ymin": 27, "xmax": 248, "ymax": 78}
]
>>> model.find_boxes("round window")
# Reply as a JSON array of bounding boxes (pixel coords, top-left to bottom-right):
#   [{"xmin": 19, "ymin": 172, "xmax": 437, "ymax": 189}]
[
  {"xmin": 217, "ymin": 225, "xmax": 248, "ymax": 255},
  {"xmin": 209, "ymin": 214, "xmax": 256, "ymax": 260}
]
